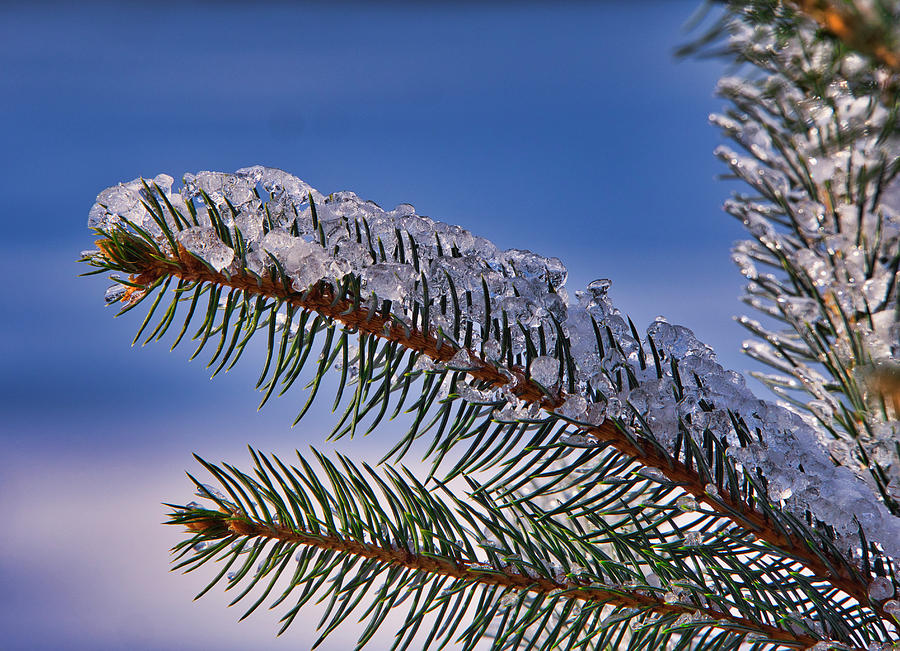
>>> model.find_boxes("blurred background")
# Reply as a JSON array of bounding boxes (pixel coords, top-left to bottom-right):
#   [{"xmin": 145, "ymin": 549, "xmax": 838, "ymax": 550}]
[{"xmin": 0, "ymin": 1, "xmax": 747, "ymax": 649}]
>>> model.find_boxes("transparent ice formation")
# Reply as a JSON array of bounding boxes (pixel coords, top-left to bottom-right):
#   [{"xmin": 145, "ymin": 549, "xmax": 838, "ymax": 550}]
[
  {"xmin": 91, "ymin": 161, "xmax": 900, "ymax": 559},
  {"xmin": 175, "ymin": 227, "xmax": 234, "ymax": 272}
]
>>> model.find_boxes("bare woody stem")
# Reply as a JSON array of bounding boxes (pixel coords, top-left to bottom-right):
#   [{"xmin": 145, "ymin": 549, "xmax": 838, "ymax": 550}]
[
  {"xmin": 176, "ymin": 507, "xmax": 822, "ymax": 649},
  {"xmin": 108, "ymin": 240, "xmax": 882, "ymax": 624},
  {"xmin": 787, "ymin": 0, "xmax": 900, "ymax": 71}
]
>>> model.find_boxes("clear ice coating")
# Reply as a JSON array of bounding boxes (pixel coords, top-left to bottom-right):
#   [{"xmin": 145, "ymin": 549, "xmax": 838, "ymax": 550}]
[{"xmin": 90, "ymin": 165, "xmax": 900, "ymax": 560}]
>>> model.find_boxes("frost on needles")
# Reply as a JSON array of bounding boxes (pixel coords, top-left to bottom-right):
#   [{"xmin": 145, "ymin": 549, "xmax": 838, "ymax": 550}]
[{"xmin": 88, "ymin": 163, "xmax": 900, "ymax": 560}]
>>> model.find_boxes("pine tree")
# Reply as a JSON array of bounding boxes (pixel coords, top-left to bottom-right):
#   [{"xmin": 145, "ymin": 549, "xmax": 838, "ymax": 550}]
[{"xmin": 80, "ymin": 2, "xmax": 900, "ymax": 649}]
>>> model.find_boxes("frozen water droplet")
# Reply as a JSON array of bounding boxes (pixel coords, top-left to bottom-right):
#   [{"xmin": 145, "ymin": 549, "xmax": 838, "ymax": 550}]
[
  {"xmin": 499, "ymin": 592, "xmax": 518, "ymax": 609},
  {"xmin": 104, "ymin": 284, "xmax": 127, "ymax": 304},
  {"xmin": 529, "ymin": 356, "xmax": 559, "ymax": 386},
  {"xmin": 683, "ymin": 531, "xmax": 702, "ymax": 546},
  {"xmin": 482, "ymin": 339, "xmax": 502, "ymax": 360},
  {"xmin": 676, "ymin": 496, "xmax": 698, "ymax": 512},
  {"xmin": 559, "ymin": 432, "xmax": 599, "ymax": 448},
  {"xmin": 587, "ymin": 278, "xmax": 611, "ymax": 299},
  {"xmin": 176, "ymin": 226, "xmax": 235, "ymax": 272},
  {"xmin": 196, "ymin": 483, "xmax": 226, "ymax": 501},
  {"xmin": 558, "ymin": 395, "xmax": 588, "ymax": 420},
  {"xmin": 413, "ymin": 356, "xmax": 438, "ymax": 373},
  {"xmin": 362, "ymin": 263, "xmax": 415, "ymax": 303},
  {"xmin": 869, "ymin": 576, "xmax": 895, "ymax": 601},
  {"xmin": 448, "ymin": 349, "xmax": 477, "ymax": 370},
  {"xmin": 638, "ymin": 467, "xmax": 667, "ymax": 482},
  {"xmin": 456, "ymin": 383, "xmax": 492, "ymax": 403}
]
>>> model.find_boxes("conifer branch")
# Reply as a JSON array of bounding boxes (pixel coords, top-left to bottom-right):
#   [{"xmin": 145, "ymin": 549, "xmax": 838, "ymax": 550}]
[
  {"xmin": 786, "ymin": 0, "xmax": 900, "ymax": 71},
  {"xmin": 95, "ymin": 233, "xmax": 889, "ymax": 628},
  {"xmin": 166, "ymin": 450, "xmax": 834, "ymax": 649},
  {"xmin": 82, "ymin": 0, "xmax": 900, "ymax": 636}
]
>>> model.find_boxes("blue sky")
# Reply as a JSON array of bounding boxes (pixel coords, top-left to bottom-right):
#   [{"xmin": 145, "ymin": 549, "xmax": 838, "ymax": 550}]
[{"xmin": 0, "ymin": 2, "xmax": 751, "ymax": 649}]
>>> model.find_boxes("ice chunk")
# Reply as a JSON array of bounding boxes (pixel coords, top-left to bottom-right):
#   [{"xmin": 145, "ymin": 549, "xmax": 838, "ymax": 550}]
[
  {"xmin": 529, "ymin": 356, "xmax": 559, "ymax": 386},
  {"xmin": 683, "ymin": 531, "xmax": 702, "ymax": 547},
  {"xmin": 869, "ymin": 576, "xmax": 894, "ymax": 601},
  {"xmin": 482, "ymin": 339, "xmax": 502, "ymax": 360},
  {"xmin": 176, "ymin": 226, "xmax": 235, "ymax": 272},
  {"xmin": 89, "ymin": 179, "xmax": 150, "ymax": 230},
  {"xmin": 447, "ymin": 349, "xmax": 477, "ymax": 370},
  {"xmin": 676, "ymin": 496, "xmax": 698, "ymax": 512},
  {"xmin": 104, "ymin": 284, "xmax": 127, "ymax": 304},
  {"xmin": 499, "ymin": 592, "xmax": 518, "ymax": 609},
  {"xmin": 503, "ymin": 249, "xmax": 567, "ymax": 289},
  {"xmin": 362, "ymin": 263, "xmax": 416, "ymax": 303},
  {"xmin": 884, "ymin": 599, "xmax": 900, "ymax": 620},
  {"xmin": 558, "ymin": 395, "xmax": 587, "ymax": 420}
]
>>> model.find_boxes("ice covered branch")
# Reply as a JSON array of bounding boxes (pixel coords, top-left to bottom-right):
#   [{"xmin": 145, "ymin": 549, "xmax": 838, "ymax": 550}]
[
  {"xmin": 708, "ymin": 0, "xmax": 900, "ymax": 535},
  {"xmin": 85, "ymin": 167, "xmax": 900, "ymax": 631}
]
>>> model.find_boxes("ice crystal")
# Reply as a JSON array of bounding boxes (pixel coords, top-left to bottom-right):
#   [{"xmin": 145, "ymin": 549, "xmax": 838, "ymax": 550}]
[
  {"xmin": 176, "ymin": 227, "xmax": 235, "ymax": 272},
  {"xmin": 499, "ymin": 593, "xmax": 518, "ymax": 610},
  {"xmin": 104, "ymin": 284, "xmax": 127, "ymax": 305},
  {"xmin": 676, "ymin": 496, "xmax": 698, "ymax": 512},
  {"xmin": 683, "ymin": 531, "xmax": 702, "ymax": 547}
]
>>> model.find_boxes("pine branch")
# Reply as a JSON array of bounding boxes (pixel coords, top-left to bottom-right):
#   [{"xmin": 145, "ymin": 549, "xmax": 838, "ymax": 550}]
[
  {"xmin": 76, "ymin": 1, "xmax": 900, "ymax": 647},
  {"xmin": 167, "ymin": 449, "xmax": 833, "ymax": 649},
  {"xmin": 90, "ymin": 224, "xmax": 893, "ymax": 629}
]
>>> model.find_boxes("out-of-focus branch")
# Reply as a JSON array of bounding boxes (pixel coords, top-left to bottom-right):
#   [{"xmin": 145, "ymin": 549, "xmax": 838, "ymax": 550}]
[{"xmin": 788, "ymin": 0, "xmax": 900, "ymax": 71}]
